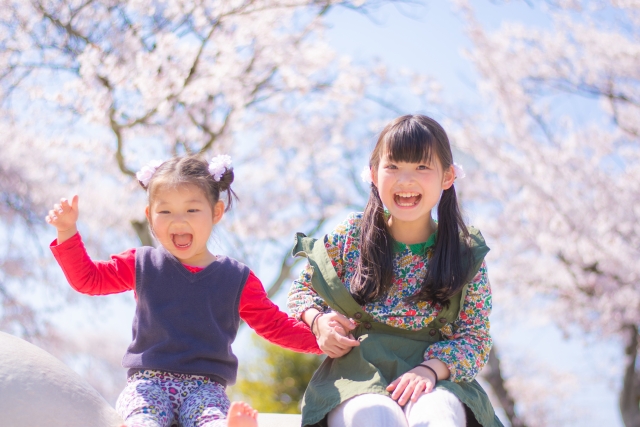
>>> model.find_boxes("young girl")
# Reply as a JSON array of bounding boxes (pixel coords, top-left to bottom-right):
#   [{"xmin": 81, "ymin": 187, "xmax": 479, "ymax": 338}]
[
  {"xmin": 288, "ymin": 115, "xmax": 503, "ymax": 427},
  {"xmin": 46, "ymin": 155, "xmax": 322, "ymax": 427}
]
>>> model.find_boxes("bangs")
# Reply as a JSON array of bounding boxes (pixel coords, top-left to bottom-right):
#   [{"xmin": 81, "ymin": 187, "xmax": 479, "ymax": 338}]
[{"xmin": 383, "ymin": 120, "xmax": 435, "ymax": 164}]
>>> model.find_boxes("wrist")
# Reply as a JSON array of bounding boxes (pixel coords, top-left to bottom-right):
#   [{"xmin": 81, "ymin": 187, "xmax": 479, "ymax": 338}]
[
  {"xmin": 56, "ymin": 226, "xmax": 78, "ymax": 244},
  {"xmin": 310, "ymin": 312, "xmax": 324, "ymax": 338},
  {"xmin": 302, "ymin": 308, "xmax": 320, "ymax": 327},
  {"xmin": 417, "ymin": 363, "xmax": 438, "ymax": 383}
]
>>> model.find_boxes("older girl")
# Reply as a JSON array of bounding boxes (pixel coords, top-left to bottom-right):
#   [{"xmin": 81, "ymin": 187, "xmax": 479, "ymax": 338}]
[{"xmin": 288, "ymin": 115, "xmax": 502, "ymax": 427}]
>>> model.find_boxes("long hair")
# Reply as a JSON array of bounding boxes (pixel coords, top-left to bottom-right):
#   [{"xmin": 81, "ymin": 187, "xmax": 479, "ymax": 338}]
[{"xmin": 351, "ymin": 115, "xmax": 472, "ymax": 307}]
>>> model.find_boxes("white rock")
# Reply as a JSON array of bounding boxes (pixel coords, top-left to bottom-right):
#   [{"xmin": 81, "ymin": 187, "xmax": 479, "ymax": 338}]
[
  {"xmin": 257, "ymin": 413, "xmax": 302, "ymax": 427},
  {"xmin": 0, "ymin": 331, "xmax": 123, "ymax": 427}
]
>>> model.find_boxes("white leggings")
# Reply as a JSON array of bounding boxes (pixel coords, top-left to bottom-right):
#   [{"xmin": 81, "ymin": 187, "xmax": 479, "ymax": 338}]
[{"xmin": 327, "ymin": 389, "xmax": 467, "ymax": 427}]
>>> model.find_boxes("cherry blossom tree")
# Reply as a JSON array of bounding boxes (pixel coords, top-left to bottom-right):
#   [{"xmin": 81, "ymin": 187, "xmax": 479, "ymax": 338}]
[
  {"xmin": 0, "ymin": 0, "xmax": 411, "ymax": 401},
  {"xmin": 448, "ymin": 1, "xmax": 640, "ymax": 425},
  {"xmin": 0, "ymin": 0, "xmax": 393, "ymax": 306}
]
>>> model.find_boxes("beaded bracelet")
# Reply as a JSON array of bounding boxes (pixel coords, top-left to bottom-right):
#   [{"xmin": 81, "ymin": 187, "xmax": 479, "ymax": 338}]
[
  {"xmin": 418, "ymin": 363, "xmax": 439, "ymax": 383},
  {"xmin": 310, "ymin": 312, "xmax": 324, "ymax": 338}
]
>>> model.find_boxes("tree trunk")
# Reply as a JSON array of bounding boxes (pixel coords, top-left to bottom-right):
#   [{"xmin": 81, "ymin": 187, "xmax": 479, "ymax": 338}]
[
  {"xmin": 131, "ymin": 219, "xmax": 154, "ymax": 247},
  {"xmin": 482, "ymin": 345, "xmax": 528, "ymax": 427},
  {"xmin": 620, "ymin": 324, "xmax": 640, "ymax": 427}
]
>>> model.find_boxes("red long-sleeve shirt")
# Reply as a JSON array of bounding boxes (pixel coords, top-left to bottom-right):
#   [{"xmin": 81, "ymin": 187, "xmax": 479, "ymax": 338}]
[{"xmin": 50, "ymin": 233, "xmax": 321, "ymax": 355}]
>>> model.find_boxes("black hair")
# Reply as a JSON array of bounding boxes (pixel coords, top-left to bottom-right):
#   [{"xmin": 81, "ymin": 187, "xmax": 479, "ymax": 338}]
[
  {"xmin": 351, "ymin": 114, "xmax": 473, "ymax": 307},
  {"xmin": 139, "ymin": 155, "xmax": 238, "ymax": 212}
]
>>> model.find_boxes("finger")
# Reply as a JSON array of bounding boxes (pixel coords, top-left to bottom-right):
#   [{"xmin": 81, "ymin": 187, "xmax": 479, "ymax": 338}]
[
  {"xmin": 334, "ymin": 334, "xmax": 359, "ymax": 347},
  {"xmin": 333, "ymin": 314, "xmax": 357, "ymax": 331},
  {"xmin": 48, "ymin": 210, "xmax": 58, "ymax": 221},
  {"xmin": 71, "ymin": 195, "xmax": 79, "ymax": 211},
  {"xmin": 424, "ymin": 380, "xmax": 435, "ymax": 394},
  {"xmin": 53, "ymin": 203, "xmax": 63, "ymax": 214},
  {"xmin": 411, "ymin": 381, "xmax": 427, "ymax": 402},
  {"xmin": 391, "ymin": 376, "xmax": 410, "ymax": 401},
  {"xmin": 386, "ymin": 377, "xmax": 400, "ymax": 391},
  {"xmin": 399, "ymin": 380, "xmax": 420, "ymax": 405}
]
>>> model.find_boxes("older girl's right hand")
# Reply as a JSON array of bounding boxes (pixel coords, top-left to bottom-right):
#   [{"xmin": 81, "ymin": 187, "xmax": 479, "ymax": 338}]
[
  {"xmin": 314, "ymin": 311, "xmax": 360, "ymax": 358},
  {"xmin": 45, "ymin": 195, "xmax": 79, "ymax": 244}
]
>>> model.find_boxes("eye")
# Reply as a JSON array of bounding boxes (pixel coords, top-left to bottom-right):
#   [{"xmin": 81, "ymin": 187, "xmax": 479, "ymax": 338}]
[
  {"xmin": 158, "ymin": 210, "xmax": 170, "ymax": 214},
  {"xmin": 417, "ymin": 165, "xmax": 430, "ymax": 170},
  {"xmin": 384, "ymin": 163, "xmax": 397, "ymax": 169},
  {"xmin": 187, "ymin": 209, "xmax": 200, "ymax": 213}
]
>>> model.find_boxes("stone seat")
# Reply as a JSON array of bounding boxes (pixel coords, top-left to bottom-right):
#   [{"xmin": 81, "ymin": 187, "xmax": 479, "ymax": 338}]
[
  {"xmin": 0, "ymin": 331, "xmax": 303, "ymax": 427},
  {"xmin": 258, "ymin": 413, "xmax": 302, "ymax": 427}
]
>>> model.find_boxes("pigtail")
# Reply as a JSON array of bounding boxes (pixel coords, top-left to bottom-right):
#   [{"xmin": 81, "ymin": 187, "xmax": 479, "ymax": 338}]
[
  {"xmin": 351, "ymin": 185, "xmax": 395, "ymax": 305},
  {"xmin": 136, "ymin": 160, "xmax": 165, "ymax": 191},
  {"xmin": 409, "ymin": 185, "xmax": 473, "ymax": 307},
  {"xmin": 215, "ymin": 168, "xmax": 238, "ymax": 212}
]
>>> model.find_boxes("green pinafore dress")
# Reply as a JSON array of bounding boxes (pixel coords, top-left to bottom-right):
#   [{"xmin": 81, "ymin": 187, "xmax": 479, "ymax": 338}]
[{"xmin": 292, "ymin": 229, "xmax": 504, "ymax": 427}]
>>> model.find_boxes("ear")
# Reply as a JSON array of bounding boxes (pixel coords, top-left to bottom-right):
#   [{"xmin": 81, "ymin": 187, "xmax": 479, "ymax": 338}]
[
  {"xmin": 212, "ymin": 200, "xmax": 225, "ymax": 225},
  {"xmin": 145, "ymin": 206, "xmax": 151, "ymax": 223},
  {"xmin": 442, "ymin": 165, "xmax": 455, "ymax": 190},
  {"xmin": 371, "ymin": 166, "xmax": 378, "ymax": 188}
]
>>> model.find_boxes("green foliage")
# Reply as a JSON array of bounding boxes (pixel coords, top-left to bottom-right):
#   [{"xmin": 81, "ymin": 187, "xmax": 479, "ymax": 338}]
[{"xmin": 229, "ymin": 333, "xmax": 323, "ymax": 413}]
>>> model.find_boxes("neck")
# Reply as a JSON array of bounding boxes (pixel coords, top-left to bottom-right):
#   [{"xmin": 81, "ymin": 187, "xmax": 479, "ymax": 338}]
[
  {"xmin": 388, "ymin": 216, "xmax": 436, "ymax": 245},
  {"xmin": 180, "ymin": 250, "xmax": 217, "ymax": 268}
]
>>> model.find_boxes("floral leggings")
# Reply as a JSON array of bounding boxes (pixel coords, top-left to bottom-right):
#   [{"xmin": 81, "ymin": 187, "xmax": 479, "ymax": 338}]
[{"xmin": 115, "ymin": 370, "xmax": 230, "ymax": 427}]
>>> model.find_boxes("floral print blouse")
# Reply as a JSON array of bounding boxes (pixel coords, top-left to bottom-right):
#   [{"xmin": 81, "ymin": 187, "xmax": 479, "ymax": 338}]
[{"xmin": 287, "ymin": 212, "xmax": 493, "ymax": 382}]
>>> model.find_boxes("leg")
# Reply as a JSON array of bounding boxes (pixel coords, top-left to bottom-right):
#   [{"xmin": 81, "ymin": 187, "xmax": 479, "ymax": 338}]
[
  {"xmin": 404, "ymin": 388, "xmax": 466, "ymax": 427},
  {"xmin": 178, "ymin": 381, "xmax": 231, "ymax": 427},
  {"xmin": 116, "ymin": 378, "xmax": 174, "ymax": 427},
  {"xmin": 327, "ymin": 394, "xmax": 408, "ymax": 427}
]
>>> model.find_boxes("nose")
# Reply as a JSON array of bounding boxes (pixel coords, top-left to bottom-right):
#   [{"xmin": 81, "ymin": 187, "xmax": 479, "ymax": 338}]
[
  {"xmin": 397, "ymin": 169, "xmax": 415, "ymax": 183},
  {"xmin": 171, "ymin": 212, "xmax": 188, "ymax": 223}
]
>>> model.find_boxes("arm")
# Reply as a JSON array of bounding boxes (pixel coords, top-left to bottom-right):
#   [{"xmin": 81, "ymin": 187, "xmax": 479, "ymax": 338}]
[
  {"xmin": 287, "ymin": 213, "xmax": 360, "ymax": 320},
  {"xmin": 424, "ymin": 261, "xmax": 493, "ymax": 382},
  {"xmin": 386, "ymin": 262, "xmax": 492, "ymax": 405},
  {"xmin": 239, "ymin": 271, "xmax": 322, "ymax": 355},
  {"xmin": 286, "ymin": 262, "xmax": 331, "ymax": 320},
  {"xmin": 287, "ymin": 214, "xmax": 363, "ymax": 357},
  {"xmin": 47, "ymin": 195, "xmax": 136, "ymax": 295}
]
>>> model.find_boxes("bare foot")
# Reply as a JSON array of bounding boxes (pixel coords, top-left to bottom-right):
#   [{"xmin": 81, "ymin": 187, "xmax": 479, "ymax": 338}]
[{"xmin": 227, "ymin": 401, "xmax": 258, "ymax": 427}]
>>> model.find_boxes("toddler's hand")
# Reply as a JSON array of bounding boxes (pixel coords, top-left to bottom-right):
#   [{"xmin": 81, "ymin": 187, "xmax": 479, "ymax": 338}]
[{"xmin": 46, "ymin": 196, "xmax": 79, "ymax": 242}]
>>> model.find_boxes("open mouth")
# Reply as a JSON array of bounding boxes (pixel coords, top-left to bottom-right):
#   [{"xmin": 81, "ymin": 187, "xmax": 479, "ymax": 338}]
[
  {"xmin": 171, "ymin": 233, "xmax": 193, "ymax": 249},
  {"xmin": 394, "ymin": 192, "xmax": 422, "ymax": 207}
]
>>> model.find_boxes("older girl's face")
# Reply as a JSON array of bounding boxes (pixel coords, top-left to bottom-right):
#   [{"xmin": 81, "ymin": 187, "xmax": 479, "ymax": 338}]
[
  {"xmin": 373, "ymin": 153, "xmax": 455, "ymax": 235},
  {"xmin": 146, "ymin": 183, "xmax": 224, "ymax": 267}
]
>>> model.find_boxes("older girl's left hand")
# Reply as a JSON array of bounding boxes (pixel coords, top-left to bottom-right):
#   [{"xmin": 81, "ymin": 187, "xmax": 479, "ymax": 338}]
[{"xmin": 386, "ymin": 365, "xmax": 437, "ymax": 406}]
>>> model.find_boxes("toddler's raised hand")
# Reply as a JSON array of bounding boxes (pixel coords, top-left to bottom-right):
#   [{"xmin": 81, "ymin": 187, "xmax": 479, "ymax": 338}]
[{"xmin": 46, "ymin": 195, "xmax": 79, "ymax": 244}]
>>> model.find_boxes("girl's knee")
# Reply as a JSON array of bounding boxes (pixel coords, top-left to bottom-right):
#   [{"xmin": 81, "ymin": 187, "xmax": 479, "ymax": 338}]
[
  {"xmin": 404, "ymin": 388, "xmax": 466, "ymax": 427},
  {"xmin": 328, "ymin": 394, "xmax": 407, "ymax": 427},
  {"xmin": 178, "ymin": 383, "xmax": 230, "ymax": 427}
]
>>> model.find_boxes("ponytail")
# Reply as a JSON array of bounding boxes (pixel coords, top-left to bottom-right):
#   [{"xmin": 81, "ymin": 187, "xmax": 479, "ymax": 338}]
[
  {"xmin": 351, "ymin": 186, "xmax": 395, "ymax": 305},
  {"xmin": 216, "ymin": 168, "xmax": 238, "ymax": 212},
  {"xmin": 409, "ymin": 185, "xmax": 472, "ymax": 307}
]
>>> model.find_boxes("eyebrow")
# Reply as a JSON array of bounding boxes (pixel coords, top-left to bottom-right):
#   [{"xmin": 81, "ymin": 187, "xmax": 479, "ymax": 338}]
[{"xmin": 155, "ymin": 199, "xmax": 207, "ymax": 205}]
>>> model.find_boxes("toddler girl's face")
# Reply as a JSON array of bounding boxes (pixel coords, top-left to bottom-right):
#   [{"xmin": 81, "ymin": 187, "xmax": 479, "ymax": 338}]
[{"xmin": 146, "ymin": 183, "xmax": 223, "ymax": 267}]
